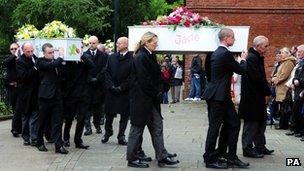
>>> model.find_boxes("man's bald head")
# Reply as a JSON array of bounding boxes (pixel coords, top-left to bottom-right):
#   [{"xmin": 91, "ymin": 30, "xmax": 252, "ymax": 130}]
[
  {"xmin": 22, "ymin": 42, "xmax": 34, "ymax": 58},
  {"xmin": 116, "ymin": 37, "xmax": 128, "ymax": 53},
  {"xmin": 89, "ymin": 36, "xmax": 99, "ymax": 50}
]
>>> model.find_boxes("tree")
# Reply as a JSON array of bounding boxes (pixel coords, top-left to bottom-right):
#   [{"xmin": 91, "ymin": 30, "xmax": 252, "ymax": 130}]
[
  {"xmin": 12, "ymin": 0, "xmax": 112, "ymax": 38},
  {"xmin": 0, "ymin": 0, "xmax": 18, "ymax": 55}
]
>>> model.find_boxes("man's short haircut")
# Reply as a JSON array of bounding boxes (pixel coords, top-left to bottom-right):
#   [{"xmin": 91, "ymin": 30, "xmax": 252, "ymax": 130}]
[
  {"xmin": 253, "ymin": 36, "xmax": 268, "ymax": 48},
  {"xmin": 218, "ymin": 28, "xmax": 233, "ymax": 41},
  {"xmin": 42, "ymin": 43, "xmax": 53, "ymax": 52}
]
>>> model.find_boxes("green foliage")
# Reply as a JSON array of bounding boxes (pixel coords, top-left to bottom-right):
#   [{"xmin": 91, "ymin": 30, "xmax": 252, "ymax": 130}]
[
  {"xmin": 118, "ymin": 0, "xmax": 184, "ymax": 36},
  {"xmin": 0, "ymin": 0, "xmax": 18, "ymax": 55},
  {"xmin": 148, "ymin": 0, "xmax": 182, "ymax": 20},
  {"xmin": 12, "ymin": 0, "xmax": 112, "ymax": 38},
  {"xmin": 0, "ymin": 102, "xmax": 12, "ymax": 116}
]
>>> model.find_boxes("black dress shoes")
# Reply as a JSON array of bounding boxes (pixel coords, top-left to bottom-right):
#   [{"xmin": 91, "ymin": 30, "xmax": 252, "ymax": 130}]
[
  {"xmin": 227, "ymin": 158, "xmax": 249, "ymax": 168},
  {"xmin": 285, "ymin": 131, "xmax": 295, "ymax": 136},
  {"xmin": 31, "ymin": 140, "xmax": 37, "ymax": 147},
  {"xmin": 84, "ymin": 129, "xmax": 92, "ymax": 136},
  {"xmin": 158, "ymin": 157, "xmax": 179, "ymax": 167},
  {"xmin": 205, "ymin": 160, "xmax": 228, "ymax": 169},
  {"xmin": 257, "ymin": 148, "xmax": 274, "ymax": 155},
  {"xmin": 300, "ymin": 136, "xmax": 304, "ymax": 141},
  {"xmin": 118, "ymin": 138, "xmax": 128, "ymax": 145},
  {"xmin": 96, "ymin": 128, "xmax": 102, "ymax": 134},
  {"xmin": 23, "ymin": 141, "xmax": 30, "ymax": 146},
  {"xmin": 55, "ymin": 146, "xmax": 69, "ymax": 154},
  {"xmin": 11, "ymin": 130, "xmax": 19, "ymax": 137},
  {"xmin": 243, "ymin": 148, "xmax": 264, "ymax": 158},
  {"xmin": 63, "ymin": 140, "xmax": 70, "ymax": 147},
  {"xmin": 168, "ymin": 153, "xmax": 177, "ymax": 158},
  {"xmin": 75, "ymin": 143, "xmax": 90, "ymax": 149},
  {"xmin": 101, "ymin": 132, "xmax": 113, "ymax": 143},
  {"xmin": 101, "ymin": 135, "xmax": 111, "ymax": 143},
  {"xmin": 37, "ymin": 145, "xmax": 48, "ymax": 152},
  {"xmin": 295, "ymin": 133, "xmax": 302, "ymax": 137},
  {"xmin": 128, "ymin": 160, "xmax": 149, "ymax": 168},
  {"xmin": 139, "ymin": 154, "xmax": 152, "ymax": 162}
]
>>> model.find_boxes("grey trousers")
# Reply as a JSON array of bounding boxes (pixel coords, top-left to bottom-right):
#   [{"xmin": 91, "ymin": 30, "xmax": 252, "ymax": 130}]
[
  {"xmin": 242, "ymin": 121, "xmax": 266, "ymax": 150},
  {"xmin": 127, "ymin": 107, "xmax": 168, "ymax": 161}
]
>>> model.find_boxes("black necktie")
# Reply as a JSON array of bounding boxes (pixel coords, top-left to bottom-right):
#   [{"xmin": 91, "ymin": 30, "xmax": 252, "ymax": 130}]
[{"xmin": 92, "ymin": 51, "xmax": 95, "ymax": 56}]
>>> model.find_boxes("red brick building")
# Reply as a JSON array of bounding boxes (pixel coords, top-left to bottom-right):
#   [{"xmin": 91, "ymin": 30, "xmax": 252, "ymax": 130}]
[{"xmin": 183, "ymin": 0, "xmax": 304, "ymax": 98}]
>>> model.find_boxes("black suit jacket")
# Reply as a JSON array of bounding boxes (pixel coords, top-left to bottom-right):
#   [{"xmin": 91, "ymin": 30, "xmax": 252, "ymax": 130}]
[
  {"xmin": 3, "ymin": 54, "xmax": 18, "ymax": 85},
  {"xmin": 63, "ymin": 54, "xmax": 95, "ymax": 99},
  {"xmin": 84, "ymin": 49, "xmax": 108, "ymax": 84},
  {"xmin": 36, "ymin": 57, "xmax": 64, "ymax": 99},
  {"xmin": 202, "ymin": 46, "xmax": 246, "ymax": 101},
  {"xmin": 16, "ymin": 54, "xmax": 39, "ymax": 113}
]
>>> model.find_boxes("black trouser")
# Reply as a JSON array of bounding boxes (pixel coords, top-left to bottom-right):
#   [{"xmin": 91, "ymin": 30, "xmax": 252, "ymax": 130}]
[
  {"xmin": 104, "ymin": 113, "xmax": 129, "ymax": 139},
  {"xmin": 127, "ymin": 107, "xmax": 168, "ymax": 161},
  {"xmin": 242, "ymin": 121, "xmax": 266, "ymax": 150},
  {"xmin": 216, "ymin": 124, "xmax": 228, "ymax": 157},
  {"xmin": 85, "ymin": 103, "xmax": 104, "ymax": 131},
  {"xmin": 204, "ymin": 99, "xmax": 240, "ymax": 163},
  {"xmin": 278, "ymin": 102, "xmax": 292, "ymax": 129},
  {"xmin": 290, "ymin": 100, "xmax": 304, "ymax": 134},
  {"xmin": 8, "ymin": 86, "xmax": 21, "ymax": 133},
  {"xmin": 63, "ymin": 98, "xmax": 88, "ymax": 145},
  {"xmin": 37, "ymin": 98, "xmax": 63, "ymax": 149}
]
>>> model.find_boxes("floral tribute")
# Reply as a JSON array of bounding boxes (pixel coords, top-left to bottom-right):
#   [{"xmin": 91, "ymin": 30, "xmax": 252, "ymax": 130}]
[
  {"xmin": 142, "ymin": 6, "xmax": 221, "ymax": 30},
  {"xmin": 14, "ymin": 24, "xmax": 39, "ymax": 39},
  {"xmin": 37, "ymin": 20, "xmax": 76, "ymax": 38},
  {"xmin": 15, "ymin": 20, "xmax": 77, "ymax": 39}
]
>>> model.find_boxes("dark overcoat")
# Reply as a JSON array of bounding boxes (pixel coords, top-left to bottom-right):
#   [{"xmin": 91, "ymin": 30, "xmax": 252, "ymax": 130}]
[
  {"xmin": 239, "ymin": 48, "xmax": 271, "ymax": 122},
  {"xmin": 15, "ymin": 54, "xmax": 39, "ymax": 114},
  {"xmin": 3, "ymin": 54, "xmax": 18, "ymax": 86},
  {"xmin": 84, "ymin": 49, "xmax": 108, "ymax": 104},
  {"xmin": 129, "ymin": 47, "xmax": 163, "ymax": 126},
  {"xmin": 104, "ymin": 52, "xmax": 132, "ymax": 116}
]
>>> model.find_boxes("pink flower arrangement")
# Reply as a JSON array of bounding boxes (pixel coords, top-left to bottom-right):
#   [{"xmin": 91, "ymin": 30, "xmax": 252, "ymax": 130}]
[{"xmin": 142, "ymin": 6, "xmax": 220, "ymax": 29}]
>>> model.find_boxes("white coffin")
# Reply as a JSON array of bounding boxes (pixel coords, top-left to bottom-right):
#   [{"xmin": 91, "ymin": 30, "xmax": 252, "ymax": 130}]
[
  {"xmin": 128, "ymin": 25, "xmax": 250, "ymax": 53},
  {"xmin": 18, "ymin": 38, "xmax": 82, "ymax": 61}
]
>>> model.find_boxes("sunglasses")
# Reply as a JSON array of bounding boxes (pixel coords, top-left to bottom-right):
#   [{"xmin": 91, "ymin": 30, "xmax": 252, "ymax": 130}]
[{"xmin": 10, "ymin": 48, "xmax": 18, "ymax": 50}]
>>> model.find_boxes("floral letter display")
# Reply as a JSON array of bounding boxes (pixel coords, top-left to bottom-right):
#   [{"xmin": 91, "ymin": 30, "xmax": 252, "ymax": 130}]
[{"xmin": 129, "ymin": 7, "xmax": 250, "ymax": 53}]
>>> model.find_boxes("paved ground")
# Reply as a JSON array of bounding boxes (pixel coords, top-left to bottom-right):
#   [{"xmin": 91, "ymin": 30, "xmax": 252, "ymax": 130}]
[{"xmin": 0, "ymin": 101, "xmax": 304, "ymax": 171}]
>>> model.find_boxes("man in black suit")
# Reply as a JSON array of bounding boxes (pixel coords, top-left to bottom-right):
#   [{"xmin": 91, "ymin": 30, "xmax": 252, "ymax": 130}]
[
  {"xmin": 35, "ymin": 43, "xmax": 68, "ymax": 154},
  {"xmin": 84, "ymin": 36, "xmax": 108, "ymax": 135},
  {"xmin": 102, "ymin": 37, "xmax": 131, "ymax": 145},
  {"xmin": 4, "ymin": 43, "xmax": 20, "ymax": 137},
  {"xmin": 239, "ymin": 36, "xmax": 274, "ymax": 158},
  {"xmin": 15, "ymin": 42, "xmax": 39, "ymax": 146},
  {"xmin": 62, "ymin": 49, "xmax": 95, "ymax": 149},
  {"xmin": 202, "ymin": 28, "xmax": 249, "ymax": 169}
]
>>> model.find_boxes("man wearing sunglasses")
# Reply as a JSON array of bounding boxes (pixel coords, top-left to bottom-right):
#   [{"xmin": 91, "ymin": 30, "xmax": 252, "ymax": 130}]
[{"xmin": 4, "ymin": 43, "xmax": 20, "ymax": 137}]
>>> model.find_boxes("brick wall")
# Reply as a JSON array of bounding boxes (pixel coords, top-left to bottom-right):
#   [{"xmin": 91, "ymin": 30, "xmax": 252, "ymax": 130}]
[{"xmin": 182, "ymin": 0, "xmax": 304, "ymax": 98}]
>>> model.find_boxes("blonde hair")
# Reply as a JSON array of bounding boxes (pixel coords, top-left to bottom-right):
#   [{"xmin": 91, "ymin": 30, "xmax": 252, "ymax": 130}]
[
  {"xmin": 134, "ymin": 31, "xmax": 158, "ymax": 54},
  {"xmin": 280, "ymin": 47, "xmax": 291, "ymax": 56}
]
